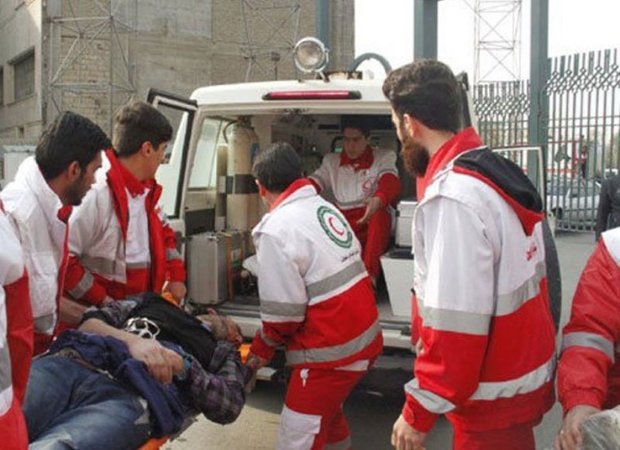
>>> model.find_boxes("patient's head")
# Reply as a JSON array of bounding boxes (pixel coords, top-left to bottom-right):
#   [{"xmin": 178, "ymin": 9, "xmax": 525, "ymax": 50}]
[
  {"xmin": 197, "ymin": 310, "xmax": 243, "ymax": 347},
  {"xmin": 580, "ymin": 406, "xmax": 620, "ymax": 449}
]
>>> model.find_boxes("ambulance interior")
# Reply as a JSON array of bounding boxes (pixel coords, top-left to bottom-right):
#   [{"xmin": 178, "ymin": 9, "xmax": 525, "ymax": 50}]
[{"xmin": 168, "ymin": 111, "xmax": 415, "ymax": 333}]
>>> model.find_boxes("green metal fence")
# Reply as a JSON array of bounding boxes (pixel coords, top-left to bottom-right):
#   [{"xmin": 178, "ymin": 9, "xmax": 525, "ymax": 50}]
[{"xmin": 474, "ymin": 49, "xmax": 620, "ymax": 231}]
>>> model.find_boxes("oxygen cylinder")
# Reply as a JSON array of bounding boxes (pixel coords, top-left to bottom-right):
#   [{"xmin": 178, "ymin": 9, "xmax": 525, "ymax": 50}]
[
  {"xmin": 225, "ymin": 117, "xmax": 260, "ymax": 230},
  {"xmin": 215, "ymin": 144, "xmax": 228, "ymax": 231}
]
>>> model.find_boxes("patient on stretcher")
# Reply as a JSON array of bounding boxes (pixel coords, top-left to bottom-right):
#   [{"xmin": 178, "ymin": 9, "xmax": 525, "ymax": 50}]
[{"xmin": 23, "ymin": 293, "xmax": 247, "ymax": 450}]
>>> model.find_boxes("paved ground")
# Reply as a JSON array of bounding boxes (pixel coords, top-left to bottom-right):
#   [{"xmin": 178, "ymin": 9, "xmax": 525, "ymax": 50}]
[{"xmin": 167, "ymin": 231, "xmax": 596, "ymax": 450}]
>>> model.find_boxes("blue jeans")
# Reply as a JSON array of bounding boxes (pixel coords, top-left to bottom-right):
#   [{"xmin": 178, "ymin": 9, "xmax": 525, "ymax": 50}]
[{"xmin": 23, "ymin": 356, "xmax": 151, "ymax": 450}]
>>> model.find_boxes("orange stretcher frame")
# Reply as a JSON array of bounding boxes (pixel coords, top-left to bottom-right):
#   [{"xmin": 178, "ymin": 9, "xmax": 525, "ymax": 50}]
[{"xmin": 139, "ymin": 437, "xmax": 169, "ymax": 450}]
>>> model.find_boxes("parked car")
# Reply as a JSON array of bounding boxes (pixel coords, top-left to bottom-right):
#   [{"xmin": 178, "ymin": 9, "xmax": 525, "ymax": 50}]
[{"xmin": 547, "ymin": 178, "xmax": 600, "ymax": 227}]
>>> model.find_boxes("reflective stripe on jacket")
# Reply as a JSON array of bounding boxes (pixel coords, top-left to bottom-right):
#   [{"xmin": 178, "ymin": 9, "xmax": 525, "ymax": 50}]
[{"xmin": 249, "ymin": 179, "xmax": 382, "ymax": 369}]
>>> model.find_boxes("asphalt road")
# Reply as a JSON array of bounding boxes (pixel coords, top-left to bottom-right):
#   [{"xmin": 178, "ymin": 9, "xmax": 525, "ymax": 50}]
[{"xmin": 167, "ymin": 231, "xmax": 596, "ymax": 450}]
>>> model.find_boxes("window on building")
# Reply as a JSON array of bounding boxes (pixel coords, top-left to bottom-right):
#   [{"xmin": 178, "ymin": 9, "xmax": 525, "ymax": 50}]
[
  {"xmin": 13, "ymin": 51, "xmax": 34, "ymax": 101},
  {"xmin": 0, "ymin": 68, "xmax": 3, "ymax": 105}
]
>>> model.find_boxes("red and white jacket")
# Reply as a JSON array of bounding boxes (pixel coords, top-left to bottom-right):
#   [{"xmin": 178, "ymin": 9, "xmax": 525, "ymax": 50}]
[
  {"xmin": 1, "ymin": 157, "xmax": 70, "ymax": 354},
  {"xmin": 558, "ymin": 228, "xmax": 620, "ymax": 413},
  {"xmin": 0, "ymin": 202, "xmax": 32, "ymax": 449},
  {"xmin": 249, "ymin": 179, "xmax": 383, "ymax": 369},
  {"xmin": 404, "ymin": 128, "xmax": 556, "ymax": 432},
  {"xmin": 65, "ymin": 150, "xmax": 185, "ymax": 305},
  {"xmin": 309, "ymin": 146, "xmax": 401, "ymax": 213}
]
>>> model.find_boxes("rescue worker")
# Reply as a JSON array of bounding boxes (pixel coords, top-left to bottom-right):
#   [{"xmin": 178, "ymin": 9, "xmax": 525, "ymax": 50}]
[
  {"xmin": 64, "ymin": 101, "xmax": 187, "ymax": 309},
  {"xmin": 246, "ymin": 142, "xmax": 383, "ymax": 450},
  {"xmin": 0, "ymin": 203, "xmax": 30, "ymax": 449},
  {"xmin": 384, "ymin": 60, "xmax": 556, "ymax": 450},
  {"xmin": 309, "ymin": 116, "xmax": 401, "ymax": 283},
  {"xmin": 555, "ymin": 227, "xmax": 620, "ymax": 450},
  {"xmin": 0, "ymin": 112, "xmax": 110, "ymax": 355}
]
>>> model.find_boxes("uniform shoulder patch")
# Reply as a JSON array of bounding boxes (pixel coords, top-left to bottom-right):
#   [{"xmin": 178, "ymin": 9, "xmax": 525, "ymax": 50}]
[{"xmin": 316, "ymin": 205, "xmax": 353, "ymax": 249}]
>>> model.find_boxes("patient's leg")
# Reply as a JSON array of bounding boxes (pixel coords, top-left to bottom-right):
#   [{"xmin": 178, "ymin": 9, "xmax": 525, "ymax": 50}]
[{"xmin": 24, "ymin": 356, "xmax": 151, "ymax": 450}]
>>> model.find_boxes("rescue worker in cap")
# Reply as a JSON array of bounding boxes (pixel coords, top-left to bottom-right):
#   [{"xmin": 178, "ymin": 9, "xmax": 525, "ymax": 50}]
[
  {"xmin": 246, "ymin": 142, "xmax": 383, "ymax": 450},
  {"xmin": 309, "ymin": 116, "xmax": 401, "ymax": 284}
]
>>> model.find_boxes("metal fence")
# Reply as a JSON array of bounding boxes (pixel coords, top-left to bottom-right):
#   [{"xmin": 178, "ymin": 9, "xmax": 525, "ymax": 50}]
[{"xmin": 474, "ymin": 48, "xmax": 620, "ymax": 231}]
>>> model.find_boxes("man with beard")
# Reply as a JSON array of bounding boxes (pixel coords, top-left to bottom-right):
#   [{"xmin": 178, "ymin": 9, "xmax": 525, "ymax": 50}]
[
  {"xmin": 1, "ymin": 112, "xmax": 110, "ymax": 355},
  {"xmin": 64, "ymin": 101, "xmax": 187, "ymax": 311},
  {"xmin": 309, "ymin": 116, "xmax": 401, "ymax": 284},
  {"xmin": 384, "ymin": 60, "xmax": 556, "ymax": 450}
]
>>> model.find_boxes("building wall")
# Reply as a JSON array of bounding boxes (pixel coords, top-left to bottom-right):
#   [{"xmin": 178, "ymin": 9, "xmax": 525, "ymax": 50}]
[
  {"xmin": 0, "ymin": 0, "xmax": 43, "ymax": 142},
  {"xmin": 1, "ymin": 0, "xmax": 355, "ymax": 139}
]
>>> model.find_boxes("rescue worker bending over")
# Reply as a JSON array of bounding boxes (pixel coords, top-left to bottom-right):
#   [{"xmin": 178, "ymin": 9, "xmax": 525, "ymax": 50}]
[
  {"xmin": 309, "ymin": 116, "xmax": 401, "ymax": 283},
  {"xmin": 247, "ymin": 142, "xmax": 383, "ymax": 450}
]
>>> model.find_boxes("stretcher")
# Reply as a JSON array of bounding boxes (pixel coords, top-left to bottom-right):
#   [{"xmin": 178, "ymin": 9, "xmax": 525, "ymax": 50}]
[{"xmin": 136, "ymin": 343, "xmax": 252, "ymax": 449}]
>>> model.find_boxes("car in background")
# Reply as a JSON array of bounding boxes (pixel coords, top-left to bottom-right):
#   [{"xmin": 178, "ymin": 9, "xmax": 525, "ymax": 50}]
[{"xmin": 547, "ymin": 177, "xmax": 600, "ymax": 228}]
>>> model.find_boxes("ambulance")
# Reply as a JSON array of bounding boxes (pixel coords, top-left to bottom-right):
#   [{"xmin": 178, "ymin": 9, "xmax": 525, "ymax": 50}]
[{"xmin": 148, "ymin": 38, "xmax": 560, "ymax": 375}]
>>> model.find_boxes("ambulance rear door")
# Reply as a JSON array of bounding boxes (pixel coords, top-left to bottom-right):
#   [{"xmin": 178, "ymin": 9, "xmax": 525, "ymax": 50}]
[{"xmin": 146, "ymin": 88, "xmax": 199, "ymax": 252}]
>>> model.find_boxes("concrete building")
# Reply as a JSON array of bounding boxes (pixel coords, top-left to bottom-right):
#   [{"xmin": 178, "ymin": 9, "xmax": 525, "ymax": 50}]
[
  {"xmin": 0, "ymin": 144, "xmax": 35, "ymax": 189},
  {"xmin": 0, "ymin": 0, "xmax": 354, "ymax": 143}
]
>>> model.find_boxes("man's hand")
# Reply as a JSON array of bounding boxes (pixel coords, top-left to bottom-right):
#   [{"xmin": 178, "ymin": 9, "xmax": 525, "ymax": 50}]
[
  {"xmin": 246, "ymin": 352, "xmax": 269, "ymax": 371},
  {"xmin": 357, "ymin": 196, "xmax": 384, "ymax": 225},
  {"xmin": 414, "ymin": 338, "xmax": 423, "ymax": 356},
  {"xmin": 163, "ymin": 281, "xmax": 187, "ymax": 304},
  {"xmin": 101, "ymin": 296, "xmax": 116, "ymax": 307},
  {"xmin": 59, "ymin": 296, "xmax": 88, "ymax": 325},
  {"xmin": 554, "ymin": 405, "xmax": 600, "ymax": 450},
  {"xmin": 391, "ymin": 414, "xmax": 427, "ymax": 450},
  {"xmin": 244, "ymin": 352, "xmax": 269, "ymax": 394},
  {"xmin": 126, "ymin": 338, "xmax": 184, "ymax": 384}
]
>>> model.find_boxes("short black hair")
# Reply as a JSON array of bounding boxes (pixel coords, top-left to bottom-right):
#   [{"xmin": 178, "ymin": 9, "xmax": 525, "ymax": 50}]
[
  {"xmin": 113, "ymin": 101, "xmax": 173, "ymax": 157},
  {"xmin": 382, "ymin": 59, "xmax": 462, "ymax": 133},
  {"xmin": 341, "ymin": 115, "xmax": 371, "ymax": 137},
  {"xmin": 252, "ymin": 142, "xmax": 303, "ymax": 193},
  {"xmin": 36, "ymin": 111, "xmax": 111, "ymax": 181}
]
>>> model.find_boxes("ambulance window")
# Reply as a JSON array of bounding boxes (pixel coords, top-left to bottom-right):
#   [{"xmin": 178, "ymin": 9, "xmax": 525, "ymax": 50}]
[
  {"xmin": 189, "ymin": 118, "xmax": 222, "ymax": 189},
  {"xmin": 156, "ymin": 111, "xmax": 189, "ymax": 218}
]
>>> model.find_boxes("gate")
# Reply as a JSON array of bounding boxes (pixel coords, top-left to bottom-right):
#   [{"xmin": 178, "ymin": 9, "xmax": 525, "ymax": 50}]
[{"xmin": 474, "ymin": 49, "xmax": 620, "ymax": 231}]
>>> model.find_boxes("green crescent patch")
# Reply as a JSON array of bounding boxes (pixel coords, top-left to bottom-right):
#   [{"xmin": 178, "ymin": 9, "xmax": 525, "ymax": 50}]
[{"xmin": 317, "ymin": 205, "xmax": 353, "ymax": 248}]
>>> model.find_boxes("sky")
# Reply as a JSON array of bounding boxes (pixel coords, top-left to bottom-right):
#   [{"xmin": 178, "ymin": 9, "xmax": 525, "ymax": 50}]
[{"xmin": 355, "ymin": 0, "xmax": 620, "ymax": 82}]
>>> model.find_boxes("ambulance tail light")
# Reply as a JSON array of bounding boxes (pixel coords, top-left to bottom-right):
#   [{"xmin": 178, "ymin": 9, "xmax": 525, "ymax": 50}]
[{"xmin": 262, "ymin": 90, "xmax": 361, "ymax": 101}]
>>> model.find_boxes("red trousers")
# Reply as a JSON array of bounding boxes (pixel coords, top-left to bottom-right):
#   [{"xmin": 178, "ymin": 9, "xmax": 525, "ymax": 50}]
[
  {"xmin": 450, "ymin": 420, "xmax": 537, "ymax": 450},
  {"xmin": 342, "ymin": 207, "xmax": 391, "ymax": 279},
  {"xmin": 277, "ymin": 367, "xmax": 367, "ymax": 450}
]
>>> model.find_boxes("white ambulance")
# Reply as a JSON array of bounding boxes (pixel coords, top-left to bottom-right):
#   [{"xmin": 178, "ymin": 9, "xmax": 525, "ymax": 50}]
[{"xmin": 149, "ymin": 38, "xmax": 560, "ymax": 375}]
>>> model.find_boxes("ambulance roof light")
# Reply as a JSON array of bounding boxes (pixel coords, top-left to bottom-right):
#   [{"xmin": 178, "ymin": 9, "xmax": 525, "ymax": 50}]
[{"xmin": 294, "ymin": 37, "xmax": 329, "ymax": 75}]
